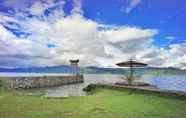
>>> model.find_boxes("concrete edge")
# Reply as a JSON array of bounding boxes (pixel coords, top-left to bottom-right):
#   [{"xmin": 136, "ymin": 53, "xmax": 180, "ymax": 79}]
[{"xmin": 85, "ymin": 84, "xmax": 186, "ymax": 99}]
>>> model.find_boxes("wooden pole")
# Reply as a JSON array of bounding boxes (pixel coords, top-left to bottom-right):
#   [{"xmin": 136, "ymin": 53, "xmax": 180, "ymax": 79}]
[{"xmin": 130, "ymin": 58, "xmax": 133, "ymax": 78}]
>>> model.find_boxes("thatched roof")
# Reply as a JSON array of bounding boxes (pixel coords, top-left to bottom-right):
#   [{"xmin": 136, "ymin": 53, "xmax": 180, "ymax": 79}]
[{"xmin": 116, "ymin": 60, "xmax": 147, "ymax": 67}]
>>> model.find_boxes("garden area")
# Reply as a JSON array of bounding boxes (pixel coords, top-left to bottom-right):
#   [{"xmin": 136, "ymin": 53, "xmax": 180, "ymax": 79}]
[{"xmin": 0, "ymin": 84, "xmax": 186, "ymax": 118}]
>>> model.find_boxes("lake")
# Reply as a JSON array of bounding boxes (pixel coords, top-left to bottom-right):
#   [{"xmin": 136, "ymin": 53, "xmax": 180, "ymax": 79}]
[{"xmin": 0, "ymin": 73, "xmax": 186, "ymax": 97}]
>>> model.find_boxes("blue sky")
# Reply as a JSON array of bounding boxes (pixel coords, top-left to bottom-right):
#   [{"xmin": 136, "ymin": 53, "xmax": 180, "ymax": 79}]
[
  {"xmin": 0, "ymin": 0, "xmax": 186, "ymax": 69},
  {"xmin": 83, "ymin": 0, "xmax": 186, "ymax": 47}
]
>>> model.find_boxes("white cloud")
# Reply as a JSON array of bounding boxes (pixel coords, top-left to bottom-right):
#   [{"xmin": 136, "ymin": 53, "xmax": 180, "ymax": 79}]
[
  {"xmin": 166, "ymin": 36, "xmax": 175, "ymax": 40},
  {"xmin": 0, "ymin": 13, "xmax": 158, "ymax": 67},
  {"xmin": 169, "ymin": 43, "xmax": 186, "ymax": 57},
  {"xmin": 0, "ymin": 0, "xmax": 186, "ymax": 69},
  {"xmin": 122, "ymin": 0, "xmax": 142, "ymax": 13},
  {"xmin": 29, "ymin": 1, "xmax": 46, "ymax": 15},
  {"xmin": 102, "ymin": 27, "xmax": 157, "ymax": 43},
  {"xmin": 71, "ymin": 0, "xmax": 83, "ymax": 14}
]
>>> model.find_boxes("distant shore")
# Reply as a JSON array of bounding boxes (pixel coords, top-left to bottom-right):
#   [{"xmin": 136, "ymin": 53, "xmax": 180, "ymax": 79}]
[{"xmin": 0, "ymin": 72, "xmax": 73, "ymax": 77}]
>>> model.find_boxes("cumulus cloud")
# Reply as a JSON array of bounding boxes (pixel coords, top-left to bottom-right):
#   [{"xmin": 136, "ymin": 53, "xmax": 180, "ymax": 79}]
[
  {"xmin": 29, "ymin": 1, "xmax": 46, "ymax": 15},
  {"xmin": 0, "ymin": 0, "xmax": 185, "ymax": 69},
  {"xmin": 169, "ymin": 43, "xmax": 186, "ymax": 57},
  {"xmin": 71, "ymin": 0, "xmax": 83, "ymax": 14}
]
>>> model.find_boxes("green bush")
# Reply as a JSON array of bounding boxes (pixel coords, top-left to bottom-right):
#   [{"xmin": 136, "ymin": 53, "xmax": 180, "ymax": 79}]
[
  {"xmin": 83, "ymin": 85, "xmax": 96, "ymax": 92},
  {"xmin": 0, "ymin": 79, "xmax": 2, "ymax": 86},
  {"xmin": 0, "ymin": 78, "xmax": 7, "ymax": 91},
  {"xmin": 0, "ymin": 79, "xmax": 3, "ymax": 90}
]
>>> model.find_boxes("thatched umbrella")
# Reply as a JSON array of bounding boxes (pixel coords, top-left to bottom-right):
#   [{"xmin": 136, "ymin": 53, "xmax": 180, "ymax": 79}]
[{"xmin": 116, "ymin": 59, "xmax": 147, "ymax": 84}]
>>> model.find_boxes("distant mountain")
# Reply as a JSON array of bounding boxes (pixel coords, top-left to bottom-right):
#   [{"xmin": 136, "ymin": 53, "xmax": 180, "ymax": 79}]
[
  {"xmin": 83, "ymin": 66, "xmax": 186, "ymax": 75},
  {"xmin": 0, "ymin": 65, "xmax": 78, "ymax": 73},
  {"xmin": 0, "ymin": 65, "xmax": 186, "ymax": 75}
]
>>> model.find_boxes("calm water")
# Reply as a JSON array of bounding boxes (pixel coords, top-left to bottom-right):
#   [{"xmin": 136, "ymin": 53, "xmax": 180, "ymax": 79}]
[
  {"xmin": 0, "ymin": 73, "xmax": 186, "ymax": 97},
  {"xmin": 141, "ymin": 75, "xmax": 186, "ymax": 92},
  {"xmin": 37, "ymin": 74, "xmax": 124, "ymax": 97}
]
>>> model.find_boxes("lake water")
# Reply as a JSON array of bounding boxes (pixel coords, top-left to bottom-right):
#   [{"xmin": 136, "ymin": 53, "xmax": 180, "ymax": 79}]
[
  {"xmin": 141, "ymin": 75, "xmax": 186, "ymax": 92},
  {"xmin": 0, "ymin": 73, "xmax": 186, "ymax": 97},
  {"xmin": 34, "ymin": 74, "xmax": 124, "ymax": 97}
]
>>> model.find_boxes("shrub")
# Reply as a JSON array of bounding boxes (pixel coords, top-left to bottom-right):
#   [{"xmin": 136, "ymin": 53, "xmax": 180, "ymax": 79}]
[
  {"xmin": 0, "ymin": 79, "xmax": 3, "ymax": 88},
  {"xmin": 83, "ymin": 85, "xmax": 95, "ymax": 92},
  {"xmin": 0, "ymin": 78, "xmax": 8, "ymax": 91}
]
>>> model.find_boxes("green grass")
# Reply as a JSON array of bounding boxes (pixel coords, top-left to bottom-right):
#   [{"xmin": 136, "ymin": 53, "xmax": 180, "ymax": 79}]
[{"xmin": 0, "ymin": 87, "xmax": 186, "ymax": 118}]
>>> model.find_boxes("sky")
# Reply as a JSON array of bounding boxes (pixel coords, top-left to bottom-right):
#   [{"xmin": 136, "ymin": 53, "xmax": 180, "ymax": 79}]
[{"xmin": 0, "ymin": 0, "xmax": 186, "ymax": 69}]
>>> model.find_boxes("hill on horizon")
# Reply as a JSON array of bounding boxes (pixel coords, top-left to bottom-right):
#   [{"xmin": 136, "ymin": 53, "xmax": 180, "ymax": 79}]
[{"xmin": 0, "ymin": 65, "xmax": 186, "ymax": 75}]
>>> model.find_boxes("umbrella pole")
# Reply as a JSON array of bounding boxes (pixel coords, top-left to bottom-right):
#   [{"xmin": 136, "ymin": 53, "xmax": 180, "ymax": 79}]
[
  {"xmin": 130, "ymin": 64, "xmax": 133, "ymax": 78},
  {"xmin": 130, "ymin": 59, "xmax": 133, "ymax": 78},
  {"xmin": 129, "ymin": 59, "xmax": 133, "ymax": 85}
]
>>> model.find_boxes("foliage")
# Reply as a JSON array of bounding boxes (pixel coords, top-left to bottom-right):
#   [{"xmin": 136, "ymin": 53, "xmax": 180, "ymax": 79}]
[
  {"xmin": 0, "ymin": 78, "xmax": 8, "ymax": 91},
  {"xmin": 0, "ymin": 79, "xmax": 2, "ymax": 89},
  {"xmin": 83, "ymin": 84, "xmax": 96, "ymax": 92}
]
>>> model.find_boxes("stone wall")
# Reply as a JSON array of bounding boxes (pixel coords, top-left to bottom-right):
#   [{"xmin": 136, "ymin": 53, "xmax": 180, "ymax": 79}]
[{"xmin": 6, "ymin": 75, "xmax": 84, "ymax": 89}]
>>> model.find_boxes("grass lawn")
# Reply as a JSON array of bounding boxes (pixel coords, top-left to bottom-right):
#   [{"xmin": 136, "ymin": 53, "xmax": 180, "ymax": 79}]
[{"xmin": 0, "ymin": 87, "xmax": 186, "ymax": 118}]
